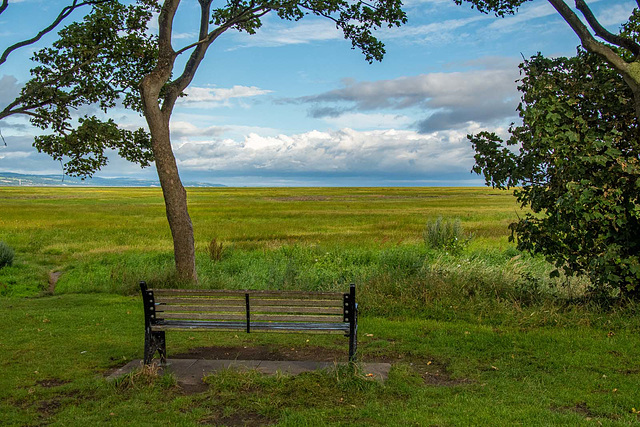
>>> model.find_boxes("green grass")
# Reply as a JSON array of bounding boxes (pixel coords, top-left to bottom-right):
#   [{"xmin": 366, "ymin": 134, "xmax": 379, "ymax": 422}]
[
  {"xmin": 1, "ymin": 187, "xmax": 640, "ymax": 425},
  {"xmin": 0, "ymin": 295, "xmax": 639, "ymax": 425}
]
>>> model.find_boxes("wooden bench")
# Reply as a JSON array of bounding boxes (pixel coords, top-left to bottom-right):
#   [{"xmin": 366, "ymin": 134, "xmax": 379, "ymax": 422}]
[{"xmin": 139, "ymin": 281, "xmax": 358, "ymax": 364}]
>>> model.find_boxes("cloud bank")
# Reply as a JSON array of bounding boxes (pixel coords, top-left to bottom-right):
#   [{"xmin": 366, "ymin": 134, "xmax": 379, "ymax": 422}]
[{"xmin": 289, "ymin": 67, "xmax": 520, "ymax": 132}]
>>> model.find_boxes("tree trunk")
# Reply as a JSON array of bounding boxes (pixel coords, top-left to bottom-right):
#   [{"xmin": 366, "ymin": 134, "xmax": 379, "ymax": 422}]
[
  {"xmin": 140, "ymin": 69, "xmax": 198, "ymax": 282},
  {"xmin": 148, "ymin": 115, "xmax": 198, "ymax": 282}
]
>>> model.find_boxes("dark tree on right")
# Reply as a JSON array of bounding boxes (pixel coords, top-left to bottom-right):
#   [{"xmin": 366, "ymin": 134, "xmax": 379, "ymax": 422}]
[{"xmin": 471, "ymin": 50, "xmax": 640, "ymax": 298}]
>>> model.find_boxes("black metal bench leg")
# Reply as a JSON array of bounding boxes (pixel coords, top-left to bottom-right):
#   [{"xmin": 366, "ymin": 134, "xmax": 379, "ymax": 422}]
[
  {"xmin": 144, "ymin": 329, "xmax": 166, "ymax": 365},
  {"xmin": 348, "ymin": 288, "xmax": 358, "ymax": 363}
]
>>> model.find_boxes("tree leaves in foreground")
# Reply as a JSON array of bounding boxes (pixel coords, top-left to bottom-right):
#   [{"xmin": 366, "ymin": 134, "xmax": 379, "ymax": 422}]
[
  {"xmin": 0, "ymin": 0, "xmax": 158, "ymax": 178},
  {"xmin": 471, "ymin": 50, "xmax": 640, "ymax": 298}
]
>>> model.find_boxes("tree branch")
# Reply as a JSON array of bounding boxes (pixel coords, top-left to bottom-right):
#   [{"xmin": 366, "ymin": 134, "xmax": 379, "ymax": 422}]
[
  {"xmin": 170, "ymin": 4, "xmax": 270, "ymax": 102},
  {"xmin": 575, "ymin": 0, "xmax": 640, "ymax": 57},
  {"xmin": 0, "ymin": 0, "xmax": 111, "ymax": 66},
  {"xmin": 157, "ymin": 0, "xmax": 181, "ymax": 57},
  {"xmin": 301, "ymin": 5, "xmax": 340, "ymax": 25},
  {"xmin": 546, "ymin": 0, "xmax": 636, "ymax": 88}
]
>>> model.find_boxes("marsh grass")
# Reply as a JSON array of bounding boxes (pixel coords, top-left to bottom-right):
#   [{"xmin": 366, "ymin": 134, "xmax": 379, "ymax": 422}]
[{"xmin": 423, "ymin": 216, "xmax": 472, "ymax": 253}]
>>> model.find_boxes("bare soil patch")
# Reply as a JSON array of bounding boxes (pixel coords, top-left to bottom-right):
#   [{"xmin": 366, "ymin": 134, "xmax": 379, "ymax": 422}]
[
  {"xmin": 47, "ymin": 271, "xmax": 62, "ymax": 294},
  {"xmin": 36, "ymin": 378, "xmax": 70, "ymax": 388},
  {"xmin": 171, "ymin": 345, "xmax": 345, "ymax": 362},
  {"xmin": 198, "ymin": 411, "xmax": 274, "ymax": 426},
  {"xmin": 410, "ymin": 360, "xmax": 472, "ymax": 387}
]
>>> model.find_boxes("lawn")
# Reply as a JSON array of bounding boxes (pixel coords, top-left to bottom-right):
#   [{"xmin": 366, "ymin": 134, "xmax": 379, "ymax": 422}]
[{"xmin": 0, "ymin": 187, "xmax": 639, "ymax": 425}]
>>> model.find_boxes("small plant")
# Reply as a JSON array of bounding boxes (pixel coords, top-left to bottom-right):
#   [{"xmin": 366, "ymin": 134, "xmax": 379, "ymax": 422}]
[
  {"xmin": 0, "ymin": 241, "xmax": 14, "ymax": 269},
  {"xmin": 208, "ymin": 238, "xmax": 224, "ymax": 261},
  {"xmin": 423, "ymin": 217, "xmax": 471, "ymax": 253}
]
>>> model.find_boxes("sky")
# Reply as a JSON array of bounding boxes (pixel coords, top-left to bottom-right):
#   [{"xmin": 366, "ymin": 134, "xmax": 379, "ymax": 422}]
[{"xmin": 0, "ymin": 0, "xmax": 635, "ymax": 186}]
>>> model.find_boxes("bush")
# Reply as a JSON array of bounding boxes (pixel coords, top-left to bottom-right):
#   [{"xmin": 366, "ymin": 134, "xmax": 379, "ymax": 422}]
[
  {"xmin": 0, "ymin": 241, "xmax": 14, "ymax": 268},
  {"xmin": 423, "ymin": 217, "xmax": 470, "ymax": 253}
]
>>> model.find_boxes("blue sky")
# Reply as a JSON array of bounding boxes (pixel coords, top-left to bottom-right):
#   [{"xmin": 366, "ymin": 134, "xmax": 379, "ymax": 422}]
[{"xmin": 0, "ymin": 0, "xmax": 634, "ymax": 186}]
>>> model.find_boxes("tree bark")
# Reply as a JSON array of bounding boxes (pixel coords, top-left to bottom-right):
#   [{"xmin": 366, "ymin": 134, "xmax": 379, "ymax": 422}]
[{"xmin": 146, "ymin": 111, "xmax": 198, "ymax": 282}]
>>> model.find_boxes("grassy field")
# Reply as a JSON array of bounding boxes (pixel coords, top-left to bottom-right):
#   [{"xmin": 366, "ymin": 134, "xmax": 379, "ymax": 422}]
[{"xmin": 1, "ymin": 187, "xmax": 639, "ymax": 425}]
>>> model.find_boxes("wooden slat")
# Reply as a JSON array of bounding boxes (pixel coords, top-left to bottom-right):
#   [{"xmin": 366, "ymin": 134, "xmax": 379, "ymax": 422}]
[
  {"xmin": 250, "ymin": 306, "xmax": 343, "ymax": 315},
  {"xmin": 157, "ymin": 304, "xmax": 342, "ymax": 315},
  {"xmin": 159, "ymin": 313, "xmax": 343, "ymax": 322},
  {"xmin": 251, "ymin": 298, "xmax": 343, "ymax": 308},
  {"xmin": 151, "ymin": 325, "xmax": 347, "ymax": 334},
  {"xmin": 251, "ymin": 322, "xmax": 349, "ymax": 332},
  {"xmin": 150, "ymin": 320, "xmax": 348, "ymax": 334},
  {"xmin": 157, "ymin": 297, "xmax": 341, "ymax": 308},
  {"xmin": 153, "ymin": 289, "xmax": 247, "ymax": 297},
  {"xmin": 251, "ymin": 314, "xmax": 344, "ymax": 322},
  {"xmin": 151, "ymin": 320, "xmax": 246, "ymax": 331},
  {"xmin": 158, "ymin": 305, "xmax": 245, "ymax": 313},
  {"xmin": 152, "ymin": 288, "xmax": 344, "ymax": 299},
  {"xmin": 160, "ymin": 313, "xmax": 246, "ymax": 321},
  {"xmin": 155, "ymin": 297, "xmax": 245, "ymax": 306}
]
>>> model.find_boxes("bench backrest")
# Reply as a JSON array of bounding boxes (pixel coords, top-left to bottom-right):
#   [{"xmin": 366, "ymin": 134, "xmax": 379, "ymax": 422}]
[{"xmin": 141, "ymin": 286, "xmax": 356, "ymax": 333}]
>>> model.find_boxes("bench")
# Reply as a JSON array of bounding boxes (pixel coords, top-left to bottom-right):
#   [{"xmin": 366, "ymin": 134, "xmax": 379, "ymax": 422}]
[{"xmin": 139, "ymin": 281, "xmax": 358, "ymax": 365}]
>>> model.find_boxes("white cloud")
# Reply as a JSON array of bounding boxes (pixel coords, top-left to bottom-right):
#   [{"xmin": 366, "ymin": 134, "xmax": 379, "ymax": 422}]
[
  {"xmin": 233, "ymin": 19, "xmax": 341, "ymax": 48},
  {"xmin": 384, "ymin": 16, "xmax": 486, "ymax": 44},
  {"xmin": 171, "ymin": 121, "xmax": 227, "ymax": 138},
  {"xmin": 597, "ymin": 2, "xmax": 635, "ymax": 26},
  {"xmin": 322, "ymin": 112, "xmax": 413, "ymax": 130},
  {"xmin": 173, "ymin": 125, "xmax": 499, "ymax": 178},
  {"xmin": 178, "ymin": 85, "xmax": 273, "ymax": 107},
  {"xmin": 486, "ymin": 1, "xmax": 558, "ymax": 32},
  {"xmin": 173, "ymin": 31, "xmax": 198, "ymax": 40},
  {"xmin": 0, "ymin": 74, "xmax": 21, "ymax": 110}
]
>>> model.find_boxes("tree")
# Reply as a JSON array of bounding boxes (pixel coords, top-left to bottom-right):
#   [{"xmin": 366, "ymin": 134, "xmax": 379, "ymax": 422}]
[
  {"xmin": 12, "ymin": 0, "xmax": 406, "ymax": 281},
  {"xmin": 470, "ymin": 50, "xmax": 640, "ymax": 297},
  {"xmin": 454, "ymin": 0, "xmax": 640, "ymax": 122}
]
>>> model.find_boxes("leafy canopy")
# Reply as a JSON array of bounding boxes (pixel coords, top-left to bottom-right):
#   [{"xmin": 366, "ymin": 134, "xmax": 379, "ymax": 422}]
[
  {"xmin": 2, "ymin": 0, "xmax": 158, "ymax": 177},
  {"xmin": 471, "ymin": 50, "xmax": 640, "ymax": 297}
]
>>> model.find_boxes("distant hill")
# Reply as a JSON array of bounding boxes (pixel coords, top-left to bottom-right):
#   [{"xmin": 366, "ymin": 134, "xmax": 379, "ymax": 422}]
[{"xmin": 0, "ymin": 172, "xmax": 225, "ymax": 187}]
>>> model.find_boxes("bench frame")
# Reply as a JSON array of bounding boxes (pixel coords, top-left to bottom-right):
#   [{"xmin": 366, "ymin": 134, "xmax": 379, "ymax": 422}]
[{"xmin": 140, "ymin": 281, "xmax": 358, "ymax": 364}]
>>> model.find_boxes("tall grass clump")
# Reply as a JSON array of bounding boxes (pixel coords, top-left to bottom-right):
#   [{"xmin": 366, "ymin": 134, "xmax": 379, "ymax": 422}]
[
  {"xmin": 0, "ymin": 241, "xmax": 14, "ymax": 269},
  {"xmin": 208, "ymin": 237, "xmax": 225, "ymax": 261},
  {"xmin": 423, "ymin": 217, "xmax": 471, "ymax": 253}
]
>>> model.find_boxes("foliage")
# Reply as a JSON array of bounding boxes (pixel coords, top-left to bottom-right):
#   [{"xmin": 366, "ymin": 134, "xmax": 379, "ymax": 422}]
[
  {"xmin": 8, "ymin": 1, "xmax": 159, "ymax": 178},
  {"xmin": 470, "ymin": 50, "xmax": 640, "ymax": 297},
  {"xmin": 0, "ymin": 241, "xmax": 14, "ymax": 269},
  {"xmin": 423, "ymin": 216, "xmax": 471, "ymax": 253}
]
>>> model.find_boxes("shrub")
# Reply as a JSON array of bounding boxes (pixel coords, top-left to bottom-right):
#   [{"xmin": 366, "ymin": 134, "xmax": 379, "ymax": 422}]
[
  {"xmin": 0, "ymin": 241, "xmax": 14, "ymax": 268},
  {"xmin": 207, "ymin": 238, "xmax": 224, "ymax": 261},
  {"xmin": 423, "ymin": 217, "xmax": 470, "ymax": 253}
]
